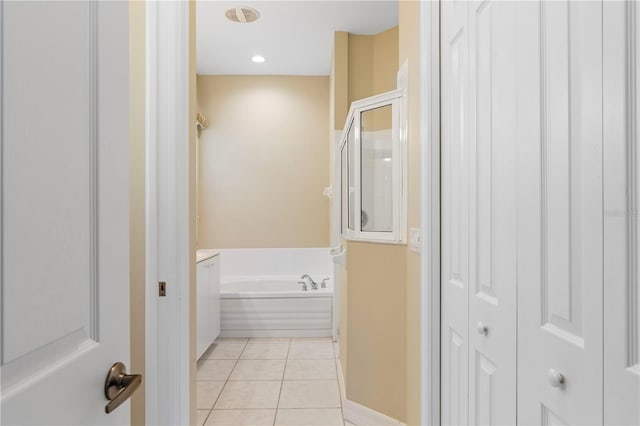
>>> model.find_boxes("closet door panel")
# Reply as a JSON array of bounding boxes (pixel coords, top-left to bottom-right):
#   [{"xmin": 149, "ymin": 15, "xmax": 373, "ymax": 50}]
[
  {"xmin": 467, "ymin": 1, "xmax": 517, "ymax": 425},
  {"xmin": 441, "ymin": 0, "xmax": 470, "ymax": 423},
  {"xmin": 517, "ymin": 2, "xmax": 603, "ymax": 424},
  {"xmin": 603, "ymin": 1, "xmax": 640, "ymax": 425}
]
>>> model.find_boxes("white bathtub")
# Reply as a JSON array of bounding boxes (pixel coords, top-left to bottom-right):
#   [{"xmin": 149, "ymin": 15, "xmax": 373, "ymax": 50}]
[{"xmin": 219, "ymin": 277, "xmax": 333, "ymax": 338}]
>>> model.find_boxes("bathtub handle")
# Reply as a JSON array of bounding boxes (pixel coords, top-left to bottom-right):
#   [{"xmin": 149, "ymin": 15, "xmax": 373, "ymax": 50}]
[
  {"xmin": 320, "ymin": 278, "xmax": 330, "ymax": 288},
  {"xmin": 298, "ymin": 281, "xmax": 308, "ymax": 291}
]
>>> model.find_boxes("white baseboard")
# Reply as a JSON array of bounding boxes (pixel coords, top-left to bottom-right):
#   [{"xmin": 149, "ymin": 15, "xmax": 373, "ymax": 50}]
[
  {"xmin": 343, "ymin": 399, "xmax": 406, "ymax": 426},
  {"xmin": 335, "ymin": 348, "xmax": 346, "ymax": 404}
]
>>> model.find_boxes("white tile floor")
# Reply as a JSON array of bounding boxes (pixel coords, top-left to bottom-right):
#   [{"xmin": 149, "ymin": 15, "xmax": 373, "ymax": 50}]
[{"xmin": 197, "ymin": 337, "xmax": 348, "ymax": 426}]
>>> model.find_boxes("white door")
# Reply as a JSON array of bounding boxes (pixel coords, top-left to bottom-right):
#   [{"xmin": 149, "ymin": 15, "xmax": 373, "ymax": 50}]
[
  {"xmin": 441, "ymin": 1, "xmax": 628, "ymax": 425},
  {"xmin": 1, "ymin": 2, "xmax": 132, "ymax": 425},
  {"xmin": 441, "ymin": 0, "xmax": 470, "ymax": 422},
  {"xmin": 466, "ymin": 1, "xmax": 518, "ymax": 425},
  {"xmin": 603, "ymin": 1, "xmax": 640, "ymax": 425},
  {"xmin": 517, "ymin": 1, "xmax": 604, "ymax": 424},
  {"xmin": 441, "ymin": 1, "xmax": 518, "ymax": 424}
]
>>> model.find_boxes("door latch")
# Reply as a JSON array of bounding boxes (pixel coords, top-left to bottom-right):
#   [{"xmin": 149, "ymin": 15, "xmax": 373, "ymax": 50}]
[{"xmin": 158, "ymin": 281, "xmax": 166, "ymax": 297}]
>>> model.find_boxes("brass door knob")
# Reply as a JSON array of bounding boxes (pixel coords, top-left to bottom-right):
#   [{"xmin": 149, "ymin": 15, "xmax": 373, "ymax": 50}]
[{"xmin": 104, "ymin": 362, "xmax": 143, "ymax": 413}]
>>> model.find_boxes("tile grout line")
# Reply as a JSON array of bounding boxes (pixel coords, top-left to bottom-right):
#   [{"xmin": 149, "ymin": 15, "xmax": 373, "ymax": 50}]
[
  {"xmin": 331, "ymin": 339, "xmax": 346, "ymax": 426},
  {"xmin": 197, "ymin": 343, "xmax": 221, "ymax": 426},
  {"xmin": 273, "ymin": 337, "xmax": 291, "ymax": 426},
  {"xmin": 202, "ymin": 339, "xmax": 249, "ymax": 424},
  {"xmin": 199, "ymin": 338, "xmax": 343, "ymax": 425}
]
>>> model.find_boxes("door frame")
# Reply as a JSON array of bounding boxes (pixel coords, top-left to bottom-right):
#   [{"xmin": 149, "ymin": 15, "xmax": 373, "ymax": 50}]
[
  {"xmin": 143, "ymin": 1, "xmax": 442, "ymax": 424},
  {"xmin": 419, "ymin": 1, "xmax": 441, "ymax": 425},
  {"xmin": 144, "ymin": 1, "xmax": 192, "ymax": 425}
]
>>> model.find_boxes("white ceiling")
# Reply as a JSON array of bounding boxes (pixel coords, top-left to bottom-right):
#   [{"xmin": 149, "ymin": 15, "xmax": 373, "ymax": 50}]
[{"xmin": 196, "ymin": 1, "xmax": 398, "ymax": 76}]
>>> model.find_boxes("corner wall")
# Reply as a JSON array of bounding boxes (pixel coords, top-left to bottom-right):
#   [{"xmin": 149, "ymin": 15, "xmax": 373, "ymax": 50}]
[
  {"xmin": 399, "ymin": 2, "xmax": 423, "ymax": 424},
  {"xmin": 332, "ymin": 24, "xmax": 409, "ymax": 423}
]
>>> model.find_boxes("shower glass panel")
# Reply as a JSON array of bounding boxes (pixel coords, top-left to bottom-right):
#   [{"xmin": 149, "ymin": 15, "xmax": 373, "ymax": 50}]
[
  {"xmin": 338, "ymin": 87, "xmax": 405, "ymax": 244},
  {"xmin": 360, "ymin": 105, "xmax": 393, "ymax": 232}
]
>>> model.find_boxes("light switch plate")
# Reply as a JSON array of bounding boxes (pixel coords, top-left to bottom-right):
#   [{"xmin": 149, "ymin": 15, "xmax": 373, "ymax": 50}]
[{"xmin": 409, "ymin": 228, "xmax": 422, "ymax": 253}]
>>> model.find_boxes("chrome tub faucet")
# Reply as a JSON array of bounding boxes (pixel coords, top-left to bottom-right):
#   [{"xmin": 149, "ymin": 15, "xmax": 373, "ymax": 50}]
[{"xmin": 300, "ymin": 274, "xmax": 318, "ymax": 290}]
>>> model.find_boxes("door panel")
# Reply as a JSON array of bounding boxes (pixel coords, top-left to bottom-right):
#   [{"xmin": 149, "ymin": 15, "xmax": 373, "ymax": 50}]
[
  {"xmin": 1, "ymin": 2, "xmax": 130, "ymax": 424},
  {"xmin": 2, "ymin": 2, "xmax": 96, "ymax": 370},
  {"xmin": 603, "ymin": 1, "xmax": 640, "ymax": 425},
  {"xmin": 441, "ymin": 0, "xmax": 470, "ymax": 423},
  {"xmin": 443, "ymin": 2, "xmax": 614, "ymax": 425},
  {"xmin": 517, "ymin": 1, "xmax": 603, "ymax": 424},
  {"xmin": 467, "ymin": 1, "xmax": 517, "ymax": 425},
  {"xmin": 540, "ymin": 0, "xmax": 586, "ymax": 343},
  {"xmin": 442, "ymin": 1, "xmax": 518, "ymax": 424}
]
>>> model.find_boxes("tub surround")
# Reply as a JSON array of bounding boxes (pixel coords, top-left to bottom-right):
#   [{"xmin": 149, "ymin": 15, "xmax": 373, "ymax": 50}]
[
  {"xmin": 220, "ymin": 248, "xmax": 332, "ymax": 281},
  {"xmin": 216, "ymin": 248, "xmax": 334, "ymax": 338}
]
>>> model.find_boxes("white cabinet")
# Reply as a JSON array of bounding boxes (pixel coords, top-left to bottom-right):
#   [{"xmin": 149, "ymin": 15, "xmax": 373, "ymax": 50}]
[{"xmin": 197, "ymin": 253, "xmax": 220, "ymax": 360}]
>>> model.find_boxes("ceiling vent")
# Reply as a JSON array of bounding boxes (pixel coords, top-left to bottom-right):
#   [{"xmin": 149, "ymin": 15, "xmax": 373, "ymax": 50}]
[{"xmin": 225, "ymin": 7, "xmax": 260, "ymax": 24}]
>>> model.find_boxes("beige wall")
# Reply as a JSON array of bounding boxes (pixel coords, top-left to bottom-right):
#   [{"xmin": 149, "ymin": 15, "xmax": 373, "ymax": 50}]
[
  {"xmin": 332, "ymin": 32, "xmax": 349, "ymax": 131},
  {"xmin": 347, "ymin": 34, "xmax": 374, "ymax": 102},
  {"xmin": 346, "ymin": 242, "xmax": 406, "ymax": 421},
  {"xmin": 399, "ymin": 2, "xmax": 423, "ymax": 424},
  {"xmin": 129, "ymin": 2, "xmax": 145, "ymax": 424},
  {"xmin": 197, "ymin": 75, "xmax": 330, "ymax": 249},
  {"xmin": 332, "ymin": 23, "xmax": 409, "ymax": 422},
  {"xmin": 347, "ymin": 26, "xmax": 399, "ymax": 104},
  {"xmin": 373, "ymin": 27, "xmax": 400, "ymax": 95}
]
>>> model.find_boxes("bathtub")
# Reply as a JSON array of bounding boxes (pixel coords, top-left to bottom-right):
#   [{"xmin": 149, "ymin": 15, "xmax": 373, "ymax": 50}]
[{"xmin": 219, "ymin": 277, "xmax": 333, "ymax": 338}]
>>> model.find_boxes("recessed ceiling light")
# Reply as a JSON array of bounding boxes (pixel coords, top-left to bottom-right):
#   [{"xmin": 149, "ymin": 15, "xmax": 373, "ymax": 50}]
[
  {"xmin": 383, "ymin": 157, "xmax": 392, "ymax": 162},
  {"xmin": 225, "ymin": 7, "xmax": 260, "ymax": 24},
  {"xmin": 252, "ymin": 55, "xmax": 265, "ymax": 63}
]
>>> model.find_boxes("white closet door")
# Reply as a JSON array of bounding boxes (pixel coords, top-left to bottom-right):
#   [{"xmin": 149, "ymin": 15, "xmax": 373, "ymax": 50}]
[
  {"xmin": 441, "ymin": 0, "xmax": 470, "ymax": 423},
  {"xmin": 442, "ymin": 1, "xmax": 519, "ymax": 424},
  {"xmin": 517, "ymin": 1, "xmax": 604, "ymax": 424},
  {"xmin": 603, "ymin": 2, "xmax": 640, "ymax": 425},
  {"xmin": 467, "ymin": 1, "xmax": 518, "ymax": 425}
]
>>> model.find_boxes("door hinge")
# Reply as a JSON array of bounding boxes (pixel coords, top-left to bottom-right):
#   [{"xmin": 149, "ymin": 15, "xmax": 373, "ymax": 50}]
[{"xmin": 158, "ymin": 281, "xmax": 166, "ymax": 297}]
